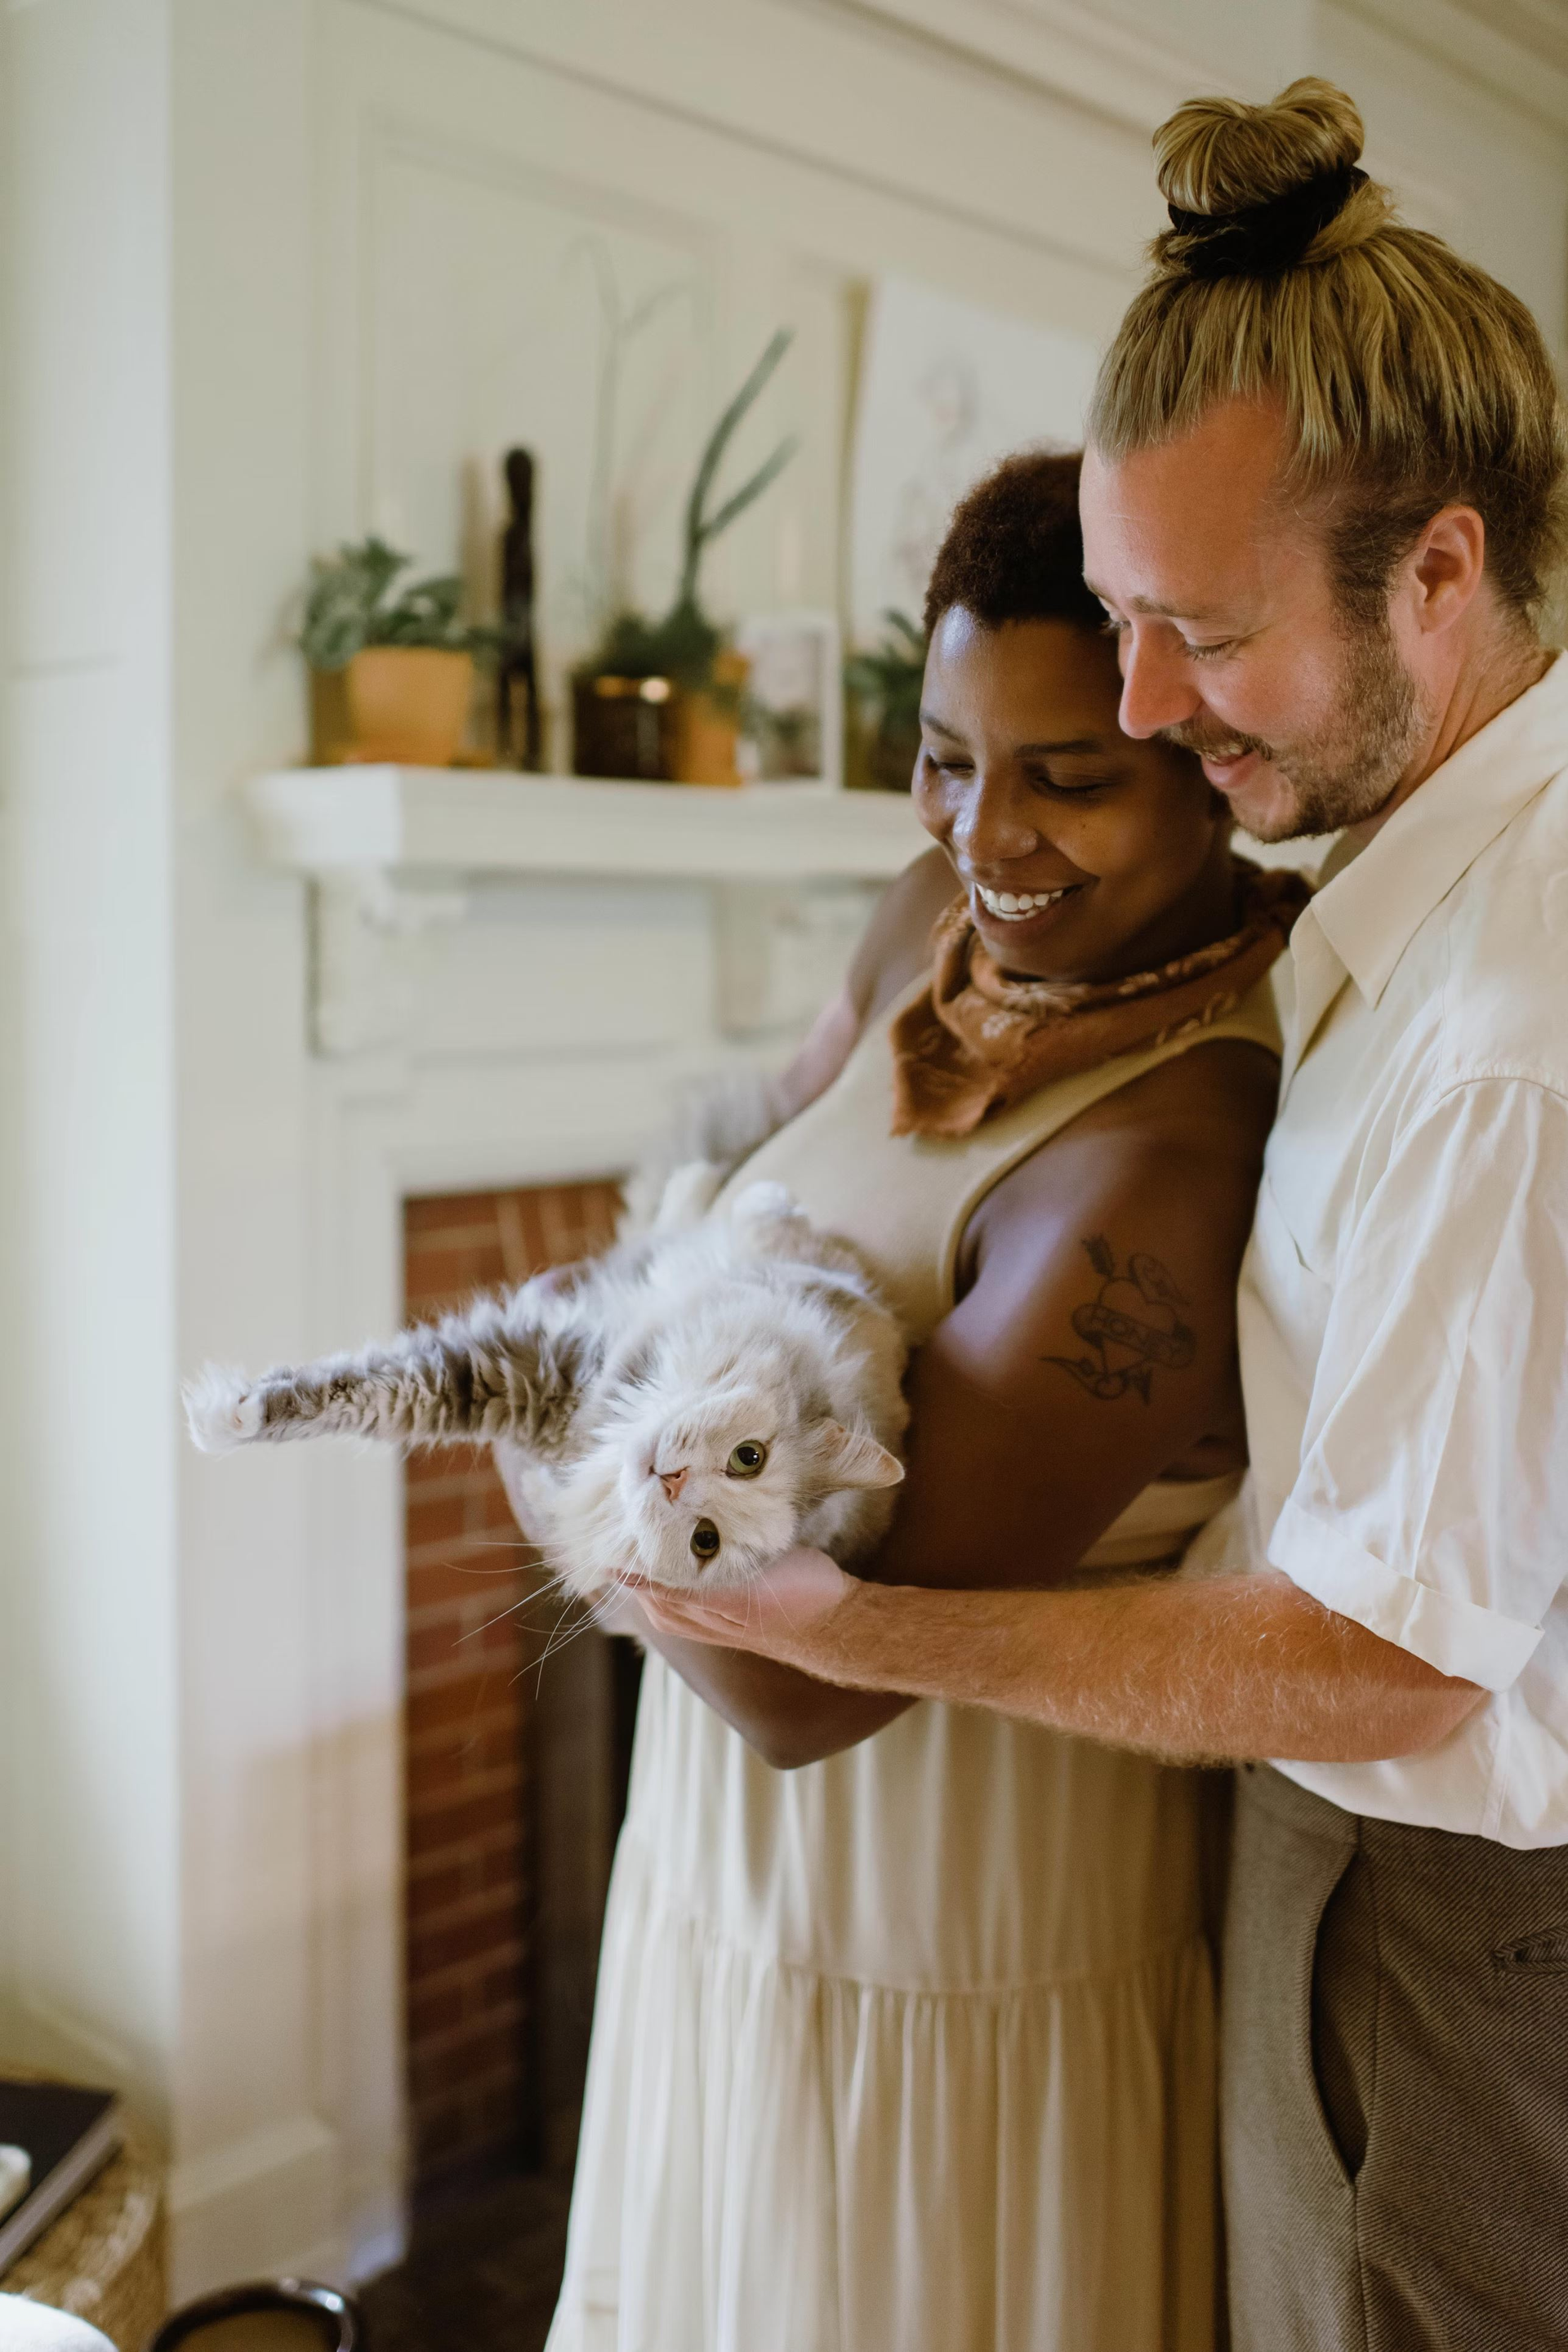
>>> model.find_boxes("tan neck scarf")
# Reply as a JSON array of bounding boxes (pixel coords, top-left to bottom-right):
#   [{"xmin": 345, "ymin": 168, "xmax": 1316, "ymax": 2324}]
[{"xmin": 889, "ymin": 862, "xmax": 1309, "ymax": 1139}]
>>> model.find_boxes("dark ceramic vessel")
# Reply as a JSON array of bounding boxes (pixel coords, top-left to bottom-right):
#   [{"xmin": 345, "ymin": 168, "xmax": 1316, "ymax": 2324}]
[{"xmin": 145, "ymin": 2278, "xmax": 365, "ymax": 2351}]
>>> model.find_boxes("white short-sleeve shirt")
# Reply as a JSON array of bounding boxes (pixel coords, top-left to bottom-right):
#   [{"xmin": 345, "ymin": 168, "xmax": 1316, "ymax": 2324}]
[{"xmin": 1235, "ymin": 653, "xmax": 1568, "ymax": 1846}]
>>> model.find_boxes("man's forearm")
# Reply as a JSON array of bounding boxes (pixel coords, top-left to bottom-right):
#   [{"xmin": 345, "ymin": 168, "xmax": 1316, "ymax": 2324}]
[{"xmin": 805, "ymin": 1570, "xmax": 1481, "ymax": 1764}]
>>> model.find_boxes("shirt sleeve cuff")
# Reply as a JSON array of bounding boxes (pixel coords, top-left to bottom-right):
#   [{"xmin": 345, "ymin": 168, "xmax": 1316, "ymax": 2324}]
[{"xmin": 1267, "ymin": 1498, "xmax": 1543, "ymax": 1691}]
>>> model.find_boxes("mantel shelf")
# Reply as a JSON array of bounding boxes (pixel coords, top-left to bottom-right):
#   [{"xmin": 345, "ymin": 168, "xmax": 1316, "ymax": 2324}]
[{"xmin": 247, "ymin": 767, "xmax": 928, "ymax": 885}]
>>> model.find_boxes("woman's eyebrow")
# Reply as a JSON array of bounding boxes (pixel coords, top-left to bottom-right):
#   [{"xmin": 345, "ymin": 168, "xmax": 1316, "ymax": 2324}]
[
  {"xmin": 1015, "ymin": 736, "xmax": 1104, "ymax": 755},
  {"xmin": 919, "ymin": 707, "xmax": 964, "ymax": 737}
]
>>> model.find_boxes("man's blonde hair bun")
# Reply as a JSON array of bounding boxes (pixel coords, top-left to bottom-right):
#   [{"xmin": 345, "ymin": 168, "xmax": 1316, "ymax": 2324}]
[
  {"xmin": 1158, "ymin": 78, "xmax": 1361, "ymax": 219},
  {"xmin": 1090, "ymin": 76, "xmax": 1568, "ymax": 621},
  {"xmin": 1153, "ymin": 79, "xmax": 1388, "ymax": 279}
]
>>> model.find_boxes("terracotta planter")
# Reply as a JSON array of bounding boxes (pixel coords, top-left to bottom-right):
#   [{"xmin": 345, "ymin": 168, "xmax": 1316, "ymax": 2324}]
[
  {"xmin": 673, "ymin": 649, "xmax": 749, "ymax": 787},
  {"xmin": 668, "ymin": 694, "xmax": 734, "ymax": 786},
  {"xmin": 326, "ymin": 645, "xmax": 474, "ymax": 765}
]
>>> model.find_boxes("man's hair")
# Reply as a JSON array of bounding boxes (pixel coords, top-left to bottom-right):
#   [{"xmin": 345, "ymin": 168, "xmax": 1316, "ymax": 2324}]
[
  {"xmin": 923, "ymin": 449, "xmax": 1106, "ymax": 639},
  {"xmin": 1089, "ymin": 78, "xmax": 1568, "ymax": 623}
]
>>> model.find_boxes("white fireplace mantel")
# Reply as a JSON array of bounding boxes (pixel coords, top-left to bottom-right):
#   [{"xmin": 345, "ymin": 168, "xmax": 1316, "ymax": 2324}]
[
  {"xmin": 247, "ymin": 767, "xmax": 929, "ymax": 886},
  {"xmin": 246, "ymin": 768, "xmax": 924, "ymax": 1058}
]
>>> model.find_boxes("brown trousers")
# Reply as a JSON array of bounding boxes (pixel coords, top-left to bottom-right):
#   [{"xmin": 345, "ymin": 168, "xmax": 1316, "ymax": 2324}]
[{"xmin": 1223, "ymin": 1762, "xmax": 1568, "ymax": 2352}]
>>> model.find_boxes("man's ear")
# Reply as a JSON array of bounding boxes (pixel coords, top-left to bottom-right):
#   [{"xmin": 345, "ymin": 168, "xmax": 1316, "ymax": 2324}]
[
  {"xmin": 1406, "ymin": 503, "xmax": 1487, "ymax": 637},
  {"xmin": 813, "ymin": 1419, "xmax": 905, "ymax": 1492}
]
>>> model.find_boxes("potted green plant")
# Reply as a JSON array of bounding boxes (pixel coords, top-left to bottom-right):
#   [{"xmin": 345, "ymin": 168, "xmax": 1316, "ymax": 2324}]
[
  {"xmin": 844, "ymin": 610, "xmax": 927, "ymax": 791},
  {"xmin": 300, "ymin": 537, "xmax": 492, "ymax": 766},
  {"xmin": 574, "ymin": 331, "xmax": 797, "ymax": 784}
]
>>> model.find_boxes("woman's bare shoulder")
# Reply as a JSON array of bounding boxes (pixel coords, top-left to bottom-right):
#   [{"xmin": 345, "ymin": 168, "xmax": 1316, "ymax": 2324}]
[
  {"xmin": 1076, "ymin": 1034, "xmax": 1281, "ymax": 1166},
  {"xmin": 967, "ymin": 1036, "xmax": 1279, "ymax": 1278},
  {"xmin": 849, "ymin": 845, "xmax": 956, "ymax": 1022}
]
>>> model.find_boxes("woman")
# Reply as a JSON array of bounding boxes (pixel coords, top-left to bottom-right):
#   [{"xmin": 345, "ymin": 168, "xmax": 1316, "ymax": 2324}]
[{"xmin": 532, "ymin": 452, "xmax": 1300, "ymax": 2352}]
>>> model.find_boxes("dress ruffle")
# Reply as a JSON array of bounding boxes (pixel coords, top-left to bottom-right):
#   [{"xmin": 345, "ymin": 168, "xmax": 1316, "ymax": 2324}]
[{"xmin": 546, "ymin": 1662, "xmax": 1221, "ymax": 2352}]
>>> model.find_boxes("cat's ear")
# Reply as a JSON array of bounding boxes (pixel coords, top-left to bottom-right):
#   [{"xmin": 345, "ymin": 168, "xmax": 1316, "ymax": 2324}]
[{"xmin": 814, "ymin": 1419, "xmax": 904, "ymax": 1492}]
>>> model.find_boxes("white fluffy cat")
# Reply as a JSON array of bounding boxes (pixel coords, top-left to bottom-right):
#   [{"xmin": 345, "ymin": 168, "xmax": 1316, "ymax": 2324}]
[{"xmin": 185, "ymin": 1172, "xmax": 908, "ymax": 1597}]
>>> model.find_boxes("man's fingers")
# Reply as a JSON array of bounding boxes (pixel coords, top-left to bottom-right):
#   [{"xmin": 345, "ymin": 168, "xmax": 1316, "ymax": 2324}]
[
  {"xmin": 637, "ymin": 1589, "xmax": 753, "ymax": 1649},
  {"xmin": 632, "ymin": 1549, "xmax": 852, "ymax": 1657},
  {"xmin": 746, "ymin": 1548, "xmax": 854, "ymax": 1629}
]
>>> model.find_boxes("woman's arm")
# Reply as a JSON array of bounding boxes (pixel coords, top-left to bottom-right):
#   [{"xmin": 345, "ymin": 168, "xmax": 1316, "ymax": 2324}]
[
  {"xmin": 862, "ymin": 1040, "xmax": 1274, "ymax": 1591},
  {"xmin": 656, "ymin": 1036, "xmax": 1278, "ymax": 1766}
]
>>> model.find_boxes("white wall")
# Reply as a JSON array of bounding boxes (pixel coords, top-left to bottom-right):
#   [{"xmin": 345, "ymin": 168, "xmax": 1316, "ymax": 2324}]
[
  {"xmin": 2, "ymin": 0, "xmax": 1566, "ymax": 2298},
  {"xmin": 0, "ymin": 0, "xmax": 181, "ymax": 2123}
]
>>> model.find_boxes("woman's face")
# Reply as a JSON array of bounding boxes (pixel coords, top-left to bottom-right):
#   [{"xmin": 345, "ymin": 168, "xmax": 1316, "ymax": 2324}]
[{"xmin": 914, "ymin": 607, "xmax": 1233, "ymax": 985}]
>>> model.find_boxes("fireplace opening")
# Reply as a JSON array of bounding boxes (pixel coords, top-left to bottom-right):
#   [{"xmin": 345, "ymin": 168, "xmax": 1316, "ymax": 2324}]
[{"xmin": 401, "ymin": 1182, "xmax": 643, "ymax": 2212}]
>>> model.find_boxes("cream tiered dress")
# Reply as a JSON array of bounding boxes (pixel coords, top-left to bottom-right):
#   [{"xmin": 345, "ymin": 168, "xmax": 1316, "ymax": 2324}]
[{"xmin": 546, "ymin": 973, "xmax": 1281, "ymax": 2352}]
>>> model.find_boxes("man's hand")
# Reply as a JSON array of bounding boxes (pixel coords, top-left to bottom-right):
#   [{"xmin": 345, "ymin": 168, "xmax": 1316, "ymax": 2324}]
[
  {"xmin": 634, "ymin": 1548, "xmax": 855, "ymax": 1668},
  {"xmin": 636, "ymin": 1560, "xmax": 1485, "ymax": 1765}
]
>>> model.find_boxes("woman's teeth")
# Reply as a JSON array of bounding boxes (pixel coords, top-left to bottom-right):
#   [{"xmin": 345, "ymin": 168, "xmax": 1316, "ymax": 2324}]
[{"xmin": 974, "ymin": 884, "xmax": 1073, "ymax": 921}]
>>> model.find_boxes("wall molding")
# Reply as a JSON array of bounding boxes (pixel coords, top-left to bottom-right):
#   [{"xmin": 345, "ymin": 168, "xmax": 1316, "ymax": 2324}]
[
  {"xmin": 352, "ymin": 0, "xmax": 1138, "ymax": 278},
  {"xmin": 169, "ymin": 2114, "xmax": 344, "ymax": 2296},
  {"xmin": 787, "ymin": 0, "xmax": 1241, "ymax": 131},
  {"xmin": 1438, "ymin": 0, "xmax": 1568, "ymax": 79},
  {"xmin": 1333, "ymin": 0, "xmax": 1568, "ymax": 136}
]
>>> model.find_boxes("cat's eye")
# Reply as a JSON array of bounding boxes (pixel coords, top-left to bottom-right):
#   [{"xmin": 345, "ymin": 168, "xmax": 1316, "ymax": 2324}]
[
  {"xmin": 726, "ymin": 1440, "xmax": 768, "ymax": 1479},
  {"xmin": 690, "ymin": 1519, "xmax": 721, "ymax": 1561}
]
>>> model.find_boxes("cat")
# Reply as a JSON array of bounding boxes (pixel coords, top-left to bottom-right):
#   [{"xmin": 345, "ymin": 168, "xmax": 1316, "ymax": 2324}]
[{"xmin": 185, "ymin": 1170, "xmax": 909, "ymax": 1599}]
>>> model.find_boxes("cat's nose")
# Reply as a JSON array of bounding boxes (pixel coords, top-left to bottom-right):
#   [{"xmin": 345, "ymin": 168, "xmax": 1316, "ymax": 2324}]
[{"xmin": 657, "ymin": 1468, "xmax": 688, "ymax": 1503}]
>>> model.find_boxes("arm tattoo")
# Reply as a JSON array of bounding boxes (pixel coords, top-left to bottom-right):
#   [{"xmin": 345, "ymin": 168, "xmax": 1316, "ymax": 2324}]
[{"xmin": 1045, "ymin": 1236, "xmax": 1196, "ymax": 1405}]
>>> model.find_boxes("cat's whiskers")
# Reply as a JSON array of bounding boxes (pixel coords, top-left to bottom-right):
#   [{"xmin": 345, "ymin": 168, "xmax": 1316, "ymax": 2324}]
[
  {"xmin": 529, "ymin": 1590, "xmax": 588, "ymax": 1695},
  {"xmin": 452, "ymin": 1592, "xmax": 540, "ymax": 1646}
]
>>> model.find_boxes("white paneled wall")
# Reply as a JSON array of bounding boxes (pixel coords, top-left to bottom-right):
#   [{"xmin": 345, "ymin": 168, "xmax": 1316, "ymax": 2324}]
[
  {"xmin": 2, "ymin": 0, "xmax": 1566, "ymax": 2298},
  {"xmin": 0, "ymin": 0, "xmax": 180, "ymax": 2128}
]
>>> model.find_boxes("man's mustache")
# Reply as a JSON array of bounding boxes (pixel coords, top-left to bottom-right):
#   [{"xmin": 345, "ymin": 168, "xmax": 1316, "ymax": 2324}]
[{"xmin": 1159, "ymin": 719, "xmax": 1276, "ymax": 764}]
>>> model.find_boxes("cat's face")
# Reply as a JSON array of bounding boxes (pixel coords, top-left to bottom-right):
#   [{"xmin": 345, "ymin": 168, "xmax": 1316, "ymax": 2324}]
[{"xmin": 614, "ymin": 1381, "xmax": 901, "ymax": 1590}]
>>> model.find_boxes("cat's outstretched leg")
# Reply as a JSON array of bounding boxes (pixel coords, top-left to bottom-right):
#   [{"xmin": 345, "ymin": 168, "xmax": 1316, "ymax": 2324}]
[{"xmin": 185, "ymin": 1289, "xmax": 595, "ymax": 1457}]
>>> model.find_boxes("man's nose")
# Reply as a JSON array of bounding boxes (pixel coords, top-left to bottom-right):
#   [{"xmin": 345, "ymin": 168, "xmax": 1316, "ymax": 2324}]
[
  {"xmin": 658, "ymin": 1468, "xmax": 688, "ymax": 1503},
  {"xmin": 1117, "ymin": 626, "xmax": 1200, "ymax": 741}
]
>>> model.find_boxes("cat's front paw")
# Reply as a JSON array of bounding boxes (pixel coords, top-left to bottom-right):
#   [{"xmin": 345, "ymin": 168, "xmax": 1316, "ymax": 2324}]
[
  {"xmin": 653, "ymin": 1160, "xmax": 727, "ymax": 1231},
  {"xmin": 728, "ymin": 1179, "xmax": 803, "ymax": 1227},
  {"xmin": 184, "ymin": 1367, "xmax": 265, "ymax": 1452}
]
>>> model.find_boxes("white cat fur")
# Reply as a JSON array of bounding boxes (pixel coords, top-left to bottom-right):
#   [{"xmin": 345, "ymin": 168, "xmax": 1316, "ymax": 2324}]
[{"xmin": 186, "ymin": 1176, "xmax": 908, "ymax": 1598}]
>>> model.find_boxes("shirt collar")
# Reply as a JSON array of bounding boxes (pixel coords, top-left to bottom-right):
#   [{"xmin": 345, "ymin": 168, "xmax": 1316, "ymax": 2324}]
[{"xmin": 1304, "ymin": 650, "xmax": 1568, "ymax": 1009}]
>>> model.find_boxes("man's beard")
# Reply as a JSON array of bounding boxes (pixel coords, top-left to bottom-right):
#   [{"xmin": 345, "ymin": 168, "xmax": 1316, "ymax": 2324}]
[{"xmin": 1160, "ymin": 618, "xmax": 1429, "ymax": 841}]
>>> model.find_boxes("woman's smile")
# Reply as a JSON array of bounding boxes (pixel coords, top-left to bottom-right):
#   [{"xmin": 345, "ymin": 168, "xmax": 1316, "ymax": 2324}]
[{"xmin": 968, "ymin": 876, "xmax": 1089, "ymax": 952}]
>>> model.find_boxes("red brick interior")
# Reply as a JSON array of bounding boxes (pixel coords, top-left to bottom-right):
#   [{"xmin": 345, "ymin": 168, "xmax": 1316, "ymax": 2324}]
[{"xmin": 403, "ymin": 1180, "xmax": 624, "ymax": 2197}]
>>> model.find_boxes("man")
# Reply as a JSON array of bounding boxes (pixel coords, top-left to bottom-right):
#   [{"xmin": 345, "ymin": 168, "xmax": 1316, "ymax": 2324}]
[{"xmin": 641, "ymin": 76, "xmax": 1568, "ymax": 2352}]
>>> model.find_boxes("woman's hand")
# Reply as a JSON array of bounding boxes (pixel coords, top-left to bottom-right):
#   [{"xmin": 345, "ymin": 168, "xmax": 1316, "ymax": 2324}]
[{"xmin": 633, "ymin": 1549, "xmax": 856, "ymax": 1672}]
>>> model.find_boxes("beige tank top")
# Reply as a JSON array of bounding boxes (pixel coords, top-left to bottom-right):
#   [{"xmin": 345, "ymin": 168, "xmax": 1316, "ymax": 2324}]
[{"xmin": 725, "ymin": 968, "xmax": 1283, "ymax": 1566}]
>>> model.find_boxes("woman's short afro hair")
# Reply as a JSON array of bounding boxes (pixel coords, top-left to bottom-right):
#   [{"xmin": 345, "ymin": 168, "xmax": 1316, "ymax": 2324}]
[{"xmin": 922, "ymin": 448, "xmax": 1106, "ymax": 640}]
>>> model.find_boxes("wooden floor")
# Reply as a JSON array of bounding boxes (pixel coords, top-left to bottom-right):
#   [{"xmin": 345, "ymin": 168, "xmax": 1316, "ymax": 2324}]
[{"xmin": 360, "ymin": 2171, "xmax": 572, "ymax": 2351}]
